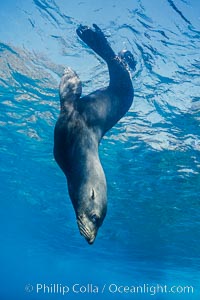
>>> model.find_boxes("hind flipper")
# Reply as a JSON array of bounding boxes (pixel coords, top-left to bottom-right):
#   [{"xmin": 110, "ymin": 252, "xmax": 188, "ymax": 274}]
[
  {"xmin": 118, "ymin": 50, "xmax": 137, "ymax": 71},
  {"xmin": 76, "ymin": 24, "xmax": 116, "ymax": 62}
]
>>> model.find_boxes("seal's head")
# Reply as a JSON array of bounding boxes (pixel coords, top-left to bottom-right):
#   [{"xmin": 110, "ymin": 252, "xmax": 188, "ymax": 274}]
[
  {"xmin": 66, "ymin": 157, "xmax": 107, "ymax": 245},
  {"xmin": 76, "ymin": 186, "xmax": 107, "ymax": 244}
]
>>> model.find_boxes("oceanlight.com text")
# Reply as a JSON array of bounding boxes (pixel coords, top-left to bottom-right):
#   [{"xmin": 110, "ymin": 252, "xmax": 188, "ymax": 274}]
[{"xmin": 25, "ymin": 283, "xmax": 194, "ymax": 296}]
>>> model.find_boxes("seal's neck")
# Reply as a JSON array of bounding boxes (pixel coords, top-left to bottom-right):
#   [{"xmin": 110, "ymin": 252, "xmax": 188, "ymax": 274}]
[
  {"xmin": 67, "ymin": 152, "xmax": 106, "ymax": 208},
  {"xmin": 68, "ymin": 150, "xmax": 103, "ymax": 186}
]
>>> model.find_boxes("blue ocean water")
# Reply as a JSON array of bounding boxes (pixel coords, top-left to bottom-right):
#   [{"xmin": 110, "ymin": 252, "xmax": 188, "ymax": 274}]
[{"xmin": 0, "ymin": 0, "xmax": 200, "ymax": 299}]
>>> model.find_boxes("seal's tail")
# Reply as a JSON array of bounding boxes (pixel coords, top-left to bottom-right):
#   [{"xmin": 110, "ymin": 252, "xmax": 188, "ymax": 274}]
[{"xmin": 118, "ymin": 50, "xmax": 137, "ymax": 71}]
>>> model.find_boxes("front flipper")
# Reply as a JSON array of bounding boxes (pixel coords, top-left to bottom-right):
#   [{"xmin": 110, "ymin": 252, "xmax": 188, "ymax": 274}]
[
  {"xmin": 59, "ymin": 67, "xmax": 82, "ymax": 110},
  {"xmin": 76, "ymin": 24, "xmax": 116, "ymax": 62}
]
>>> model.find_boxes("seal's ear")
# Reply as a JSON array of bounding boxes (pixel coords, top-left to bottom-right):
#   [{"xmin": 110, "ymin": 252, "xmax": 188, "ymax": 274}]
[{"xmin": 91, "ymin": 189, "xmax": 95, "ymax": 200}]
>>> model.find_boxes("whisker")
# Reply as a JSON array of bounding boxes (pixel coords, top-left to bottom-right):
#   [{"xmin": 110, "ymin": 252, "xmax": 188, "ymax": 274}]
[
  {"xmin": 77, "ymin": 217, "xmax": 90, "ymax": 232},
  {"xmin": 77, "ymin": 221, "xmax": 91, "ymax": 238}
]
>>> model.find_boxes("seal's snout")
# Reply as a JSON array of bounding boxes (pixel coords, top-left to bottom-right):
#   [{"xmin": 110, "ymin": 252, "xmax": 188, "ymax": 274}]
[
  {"xmin": 86, "ymin": 236, "xmax": 95, "ymax": 245},
  {"xmin": 79, "ymin": 227, "xmax": 96, "ymax": 245},
  {"xmin": 77, "ymin": 215, "xmax": 97, "ymax": 245}
]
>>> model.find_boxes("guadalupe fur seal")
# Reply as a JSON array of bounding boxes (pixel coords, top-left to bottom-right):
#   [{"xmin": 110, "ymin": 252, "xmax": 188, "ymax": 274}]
[{"xmin": 54, "ymin": 24, "xmax": 135, "ymax": 244}]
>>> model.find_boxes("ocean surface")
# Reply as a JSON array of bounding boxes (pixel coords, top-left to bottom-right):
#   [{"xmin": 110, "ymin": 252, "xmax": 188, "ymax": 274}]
[{"xmin": 0, "ymin": 0, "xmax": 200, "ymax": 299}]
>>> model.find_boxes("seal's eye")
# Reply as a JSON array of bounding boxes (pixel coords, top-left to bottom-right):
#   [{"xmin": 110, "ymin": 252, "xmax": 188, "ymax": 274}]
[{"xmin": 91, "ymin": 214, "xmax": 99, "ymax": 224}]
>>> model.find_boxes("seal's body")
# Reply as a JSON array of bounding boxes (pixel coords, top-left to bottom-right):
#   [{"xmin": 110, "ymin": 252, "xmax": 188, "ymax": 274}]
[{"xmin": 54, "ymin": 24, "xmax": 134, "ymax": 244}]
